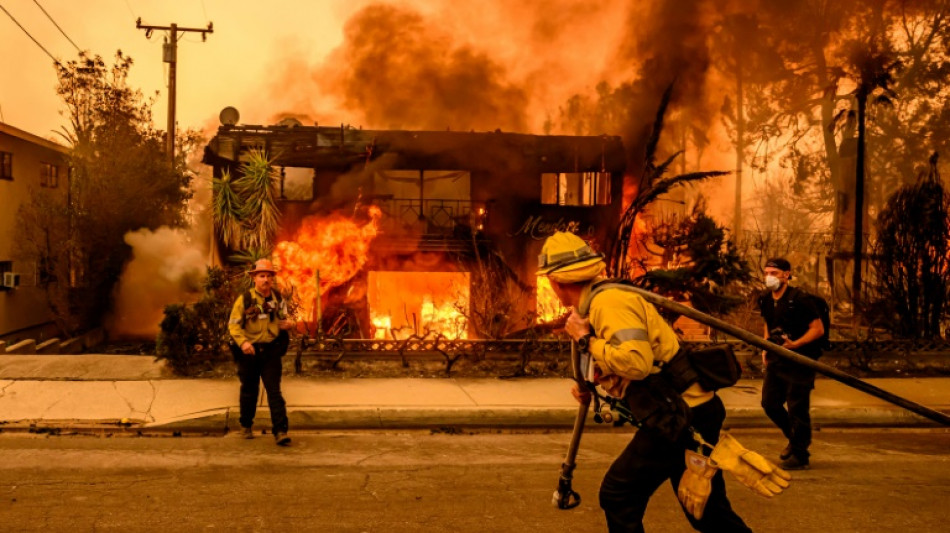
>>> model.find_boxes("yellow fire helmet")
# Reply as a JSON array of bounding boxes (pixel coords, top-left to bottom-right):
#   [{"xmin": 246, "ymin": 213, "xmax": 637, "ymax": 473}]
[{"xmin": 537, "ymin": 231, "xmax": 606, "ymax": 282}]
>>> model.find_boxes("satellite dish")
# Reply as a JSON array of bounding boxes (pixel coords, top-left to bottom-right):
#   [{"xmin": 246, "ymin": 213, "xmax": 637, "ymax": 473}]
[
  {"xmin": 278, "ymin": 117, "xmax": 303, "ymax": 128},
  {"xmin": 219, "ymin": 106, "xmax": 240, "ymax": 126}
]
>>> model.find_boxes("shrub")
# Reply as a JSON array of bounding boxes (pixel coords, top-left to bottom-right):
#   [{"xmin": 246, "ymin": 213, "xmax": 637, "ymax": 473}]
[{"xmin": 156, "ymin": 266, "xmax": 247, "ymax": 374}]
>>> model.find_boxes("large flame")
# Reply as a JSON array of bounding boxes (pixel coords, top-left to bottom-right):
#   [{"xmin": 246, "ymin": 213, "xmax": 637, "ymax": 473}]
[
  {"xmin": 536, "ymin": 276, "xmax": 568, "ymax": 323},
  {"xmin": 273, "ymin": 206, "xmax": 382, "ymax": 321},
  {"xmin": 368, "ymin": 271, "xmax": 470, "ymax": 340}
]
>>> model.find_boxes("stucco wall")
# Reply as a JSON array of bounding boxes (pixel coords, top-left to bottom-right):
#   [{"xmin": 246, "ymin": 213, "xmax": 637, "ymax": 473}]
[{"xmin": 0, "ymin": 123, "xmax": 68, "ymax": 337}]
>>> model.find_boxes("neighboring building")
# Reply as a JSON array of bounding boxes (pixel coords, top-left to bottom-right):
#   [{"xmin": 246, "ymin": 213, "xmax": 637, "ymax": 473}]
[
  {"xmin": 204, "ymin": 122, "xmax": 626, "ymax": 337},
  {"xmin": 0, "ymin": 122, "xmax": 69, "ymax": 341}
]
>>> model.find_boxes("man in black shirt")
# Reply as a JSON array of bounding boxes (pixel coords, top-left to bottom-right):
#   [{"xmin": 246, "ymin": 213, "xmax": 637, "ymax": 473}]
[{"xmin": 757, "ymin": 257, "xmax": 824, "ymax": 470}]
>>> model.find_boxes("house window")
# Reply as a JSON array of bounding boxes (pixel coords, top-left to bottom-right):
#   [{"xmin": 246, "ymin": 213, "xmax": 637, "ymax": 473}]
[
  {"xmin": 0, "ymin": 261, "xmax": 12, "ymax": 291},
  {"xmin": 540, "ymin": 172, "xmax": 611, "ymax": 206},
  {"xmin": 0, "ymin": 152, "xmax": 11, "ymax": 180},
  {"xmin": 41, "ymin": 163, "xmax": 59, "ymax": 188}
]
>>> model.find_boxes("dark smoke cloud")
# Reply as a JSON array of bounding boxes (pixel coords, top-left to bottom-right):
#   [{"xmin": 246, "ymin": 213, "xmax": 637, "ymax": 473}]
[{"xmin": 319, "ymin": 3, "xmax": 529, "ymax": 132}]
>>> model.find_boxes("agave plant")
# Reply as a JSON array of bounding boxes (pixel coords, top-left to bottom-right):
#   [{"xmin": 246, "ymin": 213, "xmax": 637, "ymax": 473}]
[
  {"xmin": 212, "ymin": 169, "xmax": 245, "ymax": 249},
  {"xmin": 236, "ymin": 148, "xmax": 281, "ymax": 251}
]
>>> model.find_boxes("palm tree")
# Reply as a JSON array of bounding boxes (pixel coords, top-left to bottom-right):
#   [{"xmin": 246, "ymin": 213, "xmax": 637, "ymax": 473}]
[
  {"xmin": 610, "ymin": 83, "xmax": 730, "ymax": 277},
  {"xmin": 843, "ymin": 38, "xmax": 900, "ymax": 309}
]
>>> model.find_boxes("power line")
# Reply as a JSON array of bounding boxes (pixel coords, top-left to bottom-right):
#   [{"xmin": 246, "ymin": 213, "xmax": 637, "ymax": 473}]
[
  {"xmin": 32, "ymin": 0, "xmax": 81, "ymax": 52},
  {"xmin": 0, "ymin": 3, "xmax": 61, "ymax": 66},
  {"xmin": 136, "ymin": 19, "xmax": 213, "ymax": 161},
  {"xmin": 123, "ymin": 0, "xmax": 136, "ymax": 19}
]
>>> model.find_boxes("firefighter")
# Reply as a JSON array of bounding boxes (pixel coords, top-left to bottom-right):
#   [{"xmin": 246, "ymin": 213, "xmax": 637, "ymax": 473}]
[
  {"xmin": 539, "ymin": 231, "xmax": 752, "ymax": 532},
  {"xmin": 229, "ymin": 259, "xmax": 296, "ymax": 446}
]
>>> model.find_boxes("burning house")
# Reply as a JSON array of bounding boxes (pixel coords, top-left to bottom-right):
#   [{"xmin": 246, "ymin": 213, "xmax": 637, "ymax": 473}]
[{"xmin": 203, "ymin": 116, "xmax": 625, "ymax": 340}]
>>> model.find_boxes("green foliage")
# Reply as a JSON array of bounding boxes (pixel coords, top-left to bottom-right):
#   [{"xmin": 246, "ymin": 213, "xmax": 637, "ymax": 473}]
[
  {"xmin": 156, "ymin": 266, "xmax": 248, "ymax": 375},
  {"xmin": 212, "ymin": 169, "xmax": 244, "ymax": 249},
  {"xmin": 14, "ymin": 51, "xmax": 196, "ymax": 334},
  {"xmin": 155, "ymin": 304, "xmax": 201, "ymax": 374},
  {"xmin": 211, "ymin": 148, "xmax": 281, "ymax": 253},
  {"xmin": 871, "ymin": 154, "xmax": 950, "ymax": 339},
  {"xmin": 634, "ymin": 201, "xmax": 754, "ymax": 316}
]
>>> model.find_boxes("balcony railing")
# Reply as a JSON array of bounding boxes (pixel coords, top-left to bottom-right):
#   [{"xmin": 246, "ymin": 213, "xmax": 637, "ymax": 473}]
[{"xmin": 373, "ymin": 198, "xmax": 482, "ymax": 236}]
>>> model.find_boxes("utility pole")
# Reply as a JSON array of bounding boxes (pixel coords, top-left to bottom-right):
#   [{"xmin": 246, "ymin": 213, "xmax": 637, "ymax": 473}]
[{"xmin": 135, "ymin": 18, "xmax": 213, "ymax": 163}]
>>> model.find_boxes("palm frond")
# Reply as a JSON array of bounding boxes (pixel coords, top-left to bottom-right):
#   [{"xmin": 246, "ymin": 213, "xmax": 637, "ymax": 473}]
[
  {"xmin": 643, "ymin": 82, "xmax": 675, "ymax": 174},
  {"xmin": 212, "ymin": 169, "xmax": 244, "ymax": 248},
  {"xmin": 234, "ymin": 149, "xmax": 281, "ymax": 250},
  {"xmin": 228, "ymin": 247, "xmax": 272, "ymax": 266},
  {"xmin": 653, "ymin": 151, "xmax": 684, "ymax": 181},
  {"xmin": 634, "ymin": 171, "xmax": 731, "ymax": 215}
]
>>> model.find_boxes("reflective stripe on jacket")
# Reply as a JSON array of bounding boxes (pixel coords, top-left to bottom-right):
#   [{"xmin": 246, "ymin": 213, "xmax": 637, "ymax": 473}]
[{"xmin": 578, "ymin": 279, "xmax": 713, "ymax": 407}]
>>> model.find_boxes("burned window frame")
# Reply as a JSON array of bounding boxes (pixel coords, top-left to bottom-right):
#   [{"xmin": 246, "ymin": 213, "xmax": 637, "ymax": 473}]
[{"xmin": 540, "ymin": 172, "xmax": 611, "ymax": 206}]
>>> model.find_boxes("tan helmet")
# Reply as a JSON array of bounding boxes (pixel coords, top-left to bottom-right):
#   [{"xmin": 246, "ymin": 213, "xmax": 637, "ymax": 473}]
[
  {"xmin": 537, "ymin": 231, "xmax": 604, "ymax": 275},
  {"xmin": 247, "ymin": 259, "xmax": 278, "ymax": 275}
]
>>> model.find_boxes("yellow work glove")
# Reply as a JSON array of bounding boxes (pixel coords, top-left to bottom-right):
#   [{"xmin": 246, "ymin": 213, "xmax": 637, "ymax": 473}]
[
  {"xmin": 677, "ymin": 449, "xmax": 718, "ymax": 519},
  {"xmin": 709, "ymin": 432, "xmax": 792, "ymax": 497}
]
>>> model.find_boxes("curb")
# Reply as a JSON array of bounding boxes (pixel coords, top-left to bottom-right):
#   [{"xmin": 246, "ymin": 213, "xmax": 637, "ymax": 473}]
[{"xmin": 4, "ymin": 405, "xmax": 948, "ymax": 434}]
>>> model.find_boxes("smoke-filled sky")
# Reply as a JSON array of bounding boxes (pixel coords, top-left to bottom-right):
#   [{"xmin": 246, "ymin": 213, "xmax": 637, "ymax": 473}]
[
  {"xmin": 1, "ymin": 0, "xmax": 707, "ymax": 140},
  {"xmin": 1, "ymin": 0, "xmax": 361, "ymax": 137}
]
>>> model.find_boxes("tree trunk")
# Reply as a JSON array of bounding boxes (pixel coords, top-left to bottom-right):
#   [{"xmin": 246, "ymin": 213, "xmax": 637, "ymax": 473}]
[
  {"xmin": 853, "ymin": 93, "xmax": 868, "ymax": 312},
  {"xmin": 734, "ymin": 48, "xmax": 744, "ymax": 244}
]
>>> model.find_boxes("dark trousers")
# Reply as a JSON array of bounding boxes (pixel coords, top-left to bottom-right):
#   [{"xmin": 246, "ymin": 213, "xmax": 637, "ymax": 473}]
[
  {"xmin": 761, "ymin": 369, "xmax": 812, "ymax": 459},
  {"xmin": 599, "ymin": 396, "xmax": 752, "ymax": 533},
  {"xmin": 232, "ymin": 340, "xmax": 288, "ymax": 434}
]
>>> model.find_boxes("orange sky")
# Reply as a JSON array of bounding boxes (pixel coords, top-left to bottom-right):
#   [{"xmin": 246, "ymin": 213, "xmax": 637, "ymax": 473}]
[
  {"xmin": 0, "ymin": 0, "xmax": 368, "ymax": 139},
  {"xmin": 2, "ymin": 0, "xmax": 743, "ymax": 223},
  {"xmin": 0, "ymin": 0, "xmax": 634, "ymax": 140}
]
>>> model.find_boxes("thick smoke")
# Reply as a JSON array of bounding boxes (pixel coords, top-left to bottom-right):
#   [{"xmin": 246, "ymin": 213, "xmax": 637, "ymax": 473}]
[
  {"xmin": 263, "ymin": 1, "xmax": 732, "ymax": 169},
  {"xmin": 106, "ymin": 226, "xmax": 208, "ymax": 339},
  {"xmin": 319, "ymin": 3, "xmax": 530, "ymax": 132}
]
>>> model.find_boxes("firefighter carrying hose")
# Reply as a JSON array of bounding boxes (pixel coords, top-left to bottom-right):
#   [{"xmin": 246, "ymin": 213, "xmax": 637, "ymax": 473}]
[{"xmin": 541, "ymin": 231, "xmax": 789, "ymax": 532}]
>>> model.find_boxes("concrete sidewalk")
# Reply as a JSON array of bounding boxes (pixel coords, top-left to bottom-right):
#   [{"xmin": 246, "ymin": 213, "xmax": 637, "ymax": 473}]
[{"xmin": 0, "ymin": 355, "xmax": 948, "ymax": 433}]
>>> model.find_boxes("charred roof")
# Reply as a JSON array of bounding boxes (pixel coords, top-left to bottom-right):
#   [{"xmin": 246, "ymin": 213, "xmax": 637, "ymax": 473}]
[{"xmin": 203, "ymin": 124, "xmax": 626, "ymax": 174}]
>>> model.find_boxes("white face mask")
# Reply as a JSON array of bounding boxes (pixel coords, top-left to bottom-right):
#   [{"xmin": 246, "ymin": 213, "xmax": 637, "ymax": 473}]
[{"xmin": 765, "ymin": 275, "xmax": 782, "ymax": 291}]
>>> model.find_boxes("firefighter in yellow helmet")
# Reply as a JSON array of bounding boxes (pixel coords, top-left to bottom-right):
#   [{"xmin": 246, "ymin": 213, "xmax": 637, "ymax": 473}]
[{"xmin": 539, "ymin": 231, "xmax": 751, "ymax": 532}]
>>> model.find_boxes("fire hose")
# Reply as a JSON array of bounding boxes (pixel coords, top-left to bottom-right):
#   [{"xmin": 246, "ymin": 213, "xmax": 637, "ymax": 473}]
[{"xmin": 554, "ymin": 285, "xmax": 950, "ymax": 511}]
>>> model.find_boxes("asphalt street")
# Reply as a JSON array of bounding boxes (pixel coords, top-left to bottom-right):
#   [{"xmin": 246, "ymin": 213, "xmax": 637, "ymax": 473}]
[{"xmin": 0, "ymin": 428, "xmax": 948, "ymax": 532}]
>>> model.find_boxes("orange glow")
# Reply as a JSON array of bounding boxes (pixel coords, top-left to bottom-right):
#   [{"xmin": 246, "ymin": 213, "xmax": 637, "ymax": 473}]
[
  {"xmin": 536, "ymin": 276, "xmax": 568, "ymax": 323},
  {"xmin": 273, "ymin": 206, "xmax": 382, "ymax": 321},
  {"xmin": 368, "ymin": 271, "xmax": 470, "ymax": 340},
  {"xmin": 622, "ymin": 175, "xmax": 638, "ymax": 210}
]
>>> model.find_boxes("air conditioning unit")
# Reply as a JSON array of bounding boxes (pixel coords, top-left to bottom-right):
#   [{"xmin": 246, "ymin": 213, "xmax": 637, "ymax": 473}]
[{"xmin": 2, "ymin": 272, "xmax": 20, "ymax": 289}]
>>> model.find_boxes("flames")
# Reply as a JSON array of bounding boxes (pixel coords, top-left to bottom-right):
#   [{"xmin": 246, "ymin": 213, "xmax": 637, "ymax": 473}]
[
  {"xmin": 273, "ymin": 206, "xmax": 382, "ymax": 322},
  {"xmin": 536, "ymin": 276, "xmax": 567, "ymax": 323},
  {"xmin": 368, "ymin": 271, "xmax": 470, "ymax": 340}
]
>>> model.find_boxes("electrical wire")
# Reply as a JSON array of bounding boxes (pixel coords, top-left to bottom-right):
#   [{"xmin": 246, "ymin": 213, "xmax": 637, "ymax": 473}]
[
  {"xmin": 32, "ymin": 0, "xmax": 80, "ymax": 52},
  {"xmin": 123, "ymin": 0, "xmax": 136, "ymax": 19},
  {"xmin": 0, "ymin": 3, "xmax": 61, "ymax": 66}
]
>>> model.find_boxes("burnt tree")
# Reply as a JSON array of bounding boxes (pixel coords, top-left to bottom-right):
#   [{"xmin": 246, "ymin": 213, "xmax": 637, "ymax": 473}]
[{"xmin": 871, "ymin": 153, "xmax": 950, "ymax": 339}]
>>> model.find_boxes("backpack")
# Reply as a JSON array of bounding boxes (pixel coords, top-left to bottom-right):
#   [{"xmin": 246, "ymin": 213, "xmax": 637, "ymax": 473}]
[
  {"xmin": 800, "ymin": 290, "xmax": 832, "ymax": 351},
  {"xmin": 784, "ymin": 288, "xmax": 831, "ymax": 352},
  {"xmin": 584, "ymin": 278, "xmax": 741, "ymax": 391}
]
